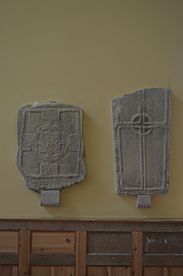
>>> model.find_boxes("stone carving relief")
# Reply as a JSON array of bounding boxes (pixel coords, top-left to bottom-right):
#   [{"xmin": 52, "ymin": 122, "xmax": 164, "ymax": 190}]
[
  {"xmin": 16, "ymin": 102, "xmax": 86, "ymax": 206},
  {"xmin": 112, "ymin": 88, "xmax": 171, "ymax": 208}
]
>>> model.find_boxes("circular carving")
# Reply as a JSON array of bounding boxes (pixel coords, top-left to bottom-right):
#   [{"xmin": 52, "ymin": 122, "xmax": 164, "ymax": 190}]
[
  {"xmin": 31, "ymin": 123, "xmax": 68, "ymax": 162},
  {"xmin": 131, "ymin": 113, "xmax": 152, "ymax": 136}
]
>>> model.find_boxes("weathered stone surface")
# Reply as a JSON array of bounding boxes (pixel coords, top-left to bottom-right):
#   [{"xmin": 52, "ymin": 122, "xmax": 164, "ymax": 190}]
[
  {"xmin": 112, "ymin": 88, "xmax": 171, "ymax": 208},
  {"xmin": 16, "ymin": 101, "xmax": 86, "ymax": 206},
  {"xmin": 40, "ymin": 190, "xmax": 60, "ymax": 206},
  {"xmin": 136, "ymin": 195, "xmax": 151, "ymax": 208}
]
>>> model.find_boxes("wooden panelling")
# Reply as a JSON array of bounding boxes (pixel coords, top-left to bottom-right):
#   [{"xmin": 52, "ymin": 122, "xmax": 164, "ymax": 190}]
[
  {"xmin": 144, "ymin": 267, "xmax": 166, "ymax": 276},
  {"xmin": 109, "ymin": 267, "xmax": 131, "ymax": 276},
  {"xmin": 31, "ymin": 266, "xmax": 75, "ymax": 276},
  {"xmin": 144, "ymin": 254, "xmax": 183, "ymax": 266},
  {"xmin": 1, "ymin": 220, "xmax": 183, "ymax": 276},
  {"xmin": 31, "ymin": 266, "xmax": 51, "ymax": 276},
  {"xmin": 0, "ymin": 232, "xmax": 18, "ymax": 253},
  {"xmin": 87, "ymin": 267, "xmax": 107, "ymax": 276},
  {"xmin": 75, "ymin": 231, "xmax": 86, "ymax": 276},
  {"xmin": 1, "ymin": 219, "xmax": 183, "ymax": 232},
  {"xmin": 30, "ymin": 254, "xmax": 75, "ymax": 266},
  {"xmin": 87, "ymin": 231, "xmax": 132, "ymax": 266},
  {"xmin": 32, "ymin": 232, "xmax": 75, "ymax": 254},
  {"xmin": 87, "ymin": 267, "xmax": 131, "ymax": 276},
  {"xmin": 87, "ymin": 255, "xmax": 131, "ymax": 266},
  {"xmin": 88, "ymin": 232, "xmax": 131, "ymax": 254},
  {"xmin": 143, "ymin": 232, "xmax": 183, "ymax": 266},
  {"xmin": 168, "ymin": 267, "xmax": 183, "ymax": 276},
  {"xmin": 144, "ymin": 232, "xmax": 183, "ymax": 254},
  {"xmin": 132, "ymin": 232, "xmax": 142, "ymax": 276},
  {"xmin": 143, "ymin": 267, "xmax": 183, "ymax": 276},
  {"xmin": 18, "ymin": 230, "xmax": 31, "ymax": 276},
  {"xmin": 0, "ymin": 266, "xmax": 17, "ymax": 276},
  {"xmin": 0, "ymin": 253, "xmax": 18, "ymax": 265}
]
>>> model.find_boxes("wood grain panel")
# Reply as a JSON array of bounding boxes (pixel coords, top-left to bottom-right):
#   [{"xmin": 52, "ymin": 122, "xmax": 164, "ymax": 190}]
[
  {"xmin": 108, "ymin": 267, "xmax": 131, "ymax": 276},
  {"xmin": 18, "ymin": 230, "xmax": 31, "ymax": 276},
  {"xmin": 143, "ymin": 254, "xmax": 183, "ymax": 266},
  {"xmin": 132, "ymin": 232, "xmax": 142, "ymax": 276},
  {"xmin": 169, "ymin": 267, "xmax": 183, "ymax": 276},
  {"xmin": 0, "ymin": 232, "xmax": 18, "ymax": 253},
  {"xmin": 32, "ymin": 232, "xmax": 75, "ymax": 254},
  {"xmin": 87, "ymin": 231, "xmax": 131, "ymax": 266},
  {"xmin": 144, "ymin": 232, "xmax": 183, "ymax": 254},
  {"xmin": 12, "ymin": 266, "xmax": 17, "ymax": 276},
  {"xmin": 0, "ymin": 266, "xmax": 17, "ymax": 276},
  {"xmin": 31, "ymin": 266, "xmax": 51, "ymax": 276},
  {"xmin": 144, "ymin": 267, "xmax": 164, "ymax": 276},
  {"xmin": 1, "ymin": 219, "xmax": 183, "ymax": 232},
  {"xmin": 0, "ymin": 253, "xmax": 18, "ymax": 265},
  {"xmin": 87, "ymin": 267, "xmax": 131, "ymax": 276},
  {"xmin": 54, "ymin": 267, "xmax": 75, "ymax": 276},
  {"xmin": 147, "ymin": 267, "xmax": 183, "ymax": 276},
  {"xmin": 31, "ymin": 266, "xmax": 74, "ymax": 276},
  {"xmin": 144, "ymin": 267, "xmax": 183, "ymax": 276},
  {"xmin": 1, "ymin": 220, "xmax": 183, "ymax": 276},
  {"xmin": 75, "ymin": 231, "xmax": 86, "ymax": 276},
  {"xmin": 88, "ymin": 232, "xmax": 131, "ymax": 254},
  {"xmin": 30, "ymin": 253, "xmax": 75, "ymax": 266},
  {"xmin": 87, "ymin": 254, "xmax": 131, "ymax": 266},
  {"xmin": 87, "ymin": 267, "xmax": 108, "ymax": 276}
]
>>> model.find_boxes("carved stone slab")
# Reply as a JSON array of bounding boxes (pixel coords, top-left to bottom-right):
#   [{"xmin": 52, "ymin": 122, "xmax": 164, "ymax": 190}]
[
  {"xmin": 16, "ymin": 102, "xmax": 86, "ymax": 206},
  {"xmin": 112, "ymin": 88, "xmax": 171, "ymax": 208}
]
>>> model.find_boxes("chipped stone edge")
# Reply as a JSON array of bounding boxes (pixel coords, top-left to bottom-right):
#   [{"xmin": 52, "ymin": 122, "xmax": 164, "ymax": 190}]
[
  {"xmin": 112, "ymin": 88, "xmax": 171, "ymax": 197},
  {"xmin": 16, "ymin": 102, "xmax": 86, "ymax": 193}
]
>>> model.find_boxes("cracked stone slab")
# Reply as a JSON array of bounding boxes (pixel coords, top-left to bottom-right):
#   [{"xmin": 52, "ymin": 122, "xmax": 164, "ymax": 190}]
[
  {"xmin": 112, "ymin": 88, "xmax": 171, "ymax": 208},
  {"xmin": 16, "ymin": 101, "xmax": 86, "ymax": 206}
]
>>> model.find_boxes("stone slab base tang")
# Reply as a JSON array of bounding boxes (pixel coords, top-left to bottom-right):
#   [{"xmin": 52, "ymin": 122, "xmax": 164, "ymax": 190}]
[
  {"xmin": 40, "ymin": 190, "xmax": 60, "ymax": 207},
  {"xmin": 136, "ymin": 195, "xmax": 151, "ymax": 208}
]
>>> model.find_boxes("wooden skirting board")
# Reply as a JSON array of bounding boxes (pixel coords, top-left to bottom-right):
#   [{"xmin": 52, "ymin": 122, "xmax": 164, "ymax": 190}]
[{"xmin": 0, "ymin": 219, "xmax": 183, "ymax": 276}]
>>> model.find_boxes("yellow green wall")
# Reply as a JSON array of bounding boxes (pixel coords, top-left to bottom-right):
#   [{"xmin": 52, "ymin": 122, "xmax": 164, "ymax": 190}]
[{"xmin": 0, "ymin": 0, "xmax": 183, "ymax": 218}]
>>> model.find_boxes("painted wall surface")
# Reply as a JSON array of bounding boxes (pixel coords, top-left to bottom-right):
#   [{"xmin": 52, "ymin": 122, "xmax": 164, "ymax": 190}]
[{"xmin": 0, "ymin": 0, "xmax": 183, "ymax": 218}]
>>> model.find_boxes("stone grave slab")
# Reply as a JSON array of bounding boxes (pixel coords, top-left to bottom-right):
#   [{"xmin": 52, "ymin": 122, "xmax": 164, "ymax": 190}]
[
  {"xmin": 16, "ymin": 102, "xmax": 86, "ymax": 206},
  {"xmin": 112, "ymin": 88, "xmax": 171, "ymax": 208}
]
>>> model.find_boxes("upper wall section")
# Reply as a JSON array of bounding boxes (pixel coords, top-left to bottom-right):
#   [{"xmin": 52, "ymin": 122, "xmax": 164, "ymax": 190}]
[{"xmin": 0, "ymin": 0, "xmax": 183, "ymax": 218}]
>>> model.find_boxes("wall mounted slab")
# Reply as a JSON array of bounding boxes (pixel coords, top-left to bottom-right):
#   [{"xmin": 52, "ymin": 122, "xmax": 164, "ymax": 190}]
[
  {"xmin": 16, "ymin": 102, "xmax": 86, "ymax": 206},
  {"xmin": 112, "ymin": 88, "xmax": 171, "ymax": 208}
]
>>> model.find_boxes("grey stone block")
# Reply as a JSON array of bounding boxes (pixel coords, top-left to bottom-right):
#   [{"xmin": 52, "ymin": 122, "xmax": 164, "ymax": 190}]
[
  {"xmin": 136, "ymin": 195, "xmax": 151, "ymax": 208},
  {"xmin": 40, "ymin": 190, "xmax": 60, "ymax": 207},
  {"xmin": 112, "ymin": 88, "xmax": 171, "ymax": 208},
  {"xmin": 16, "ymin": 101, "xmax": 86, "ymax": 206}
]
